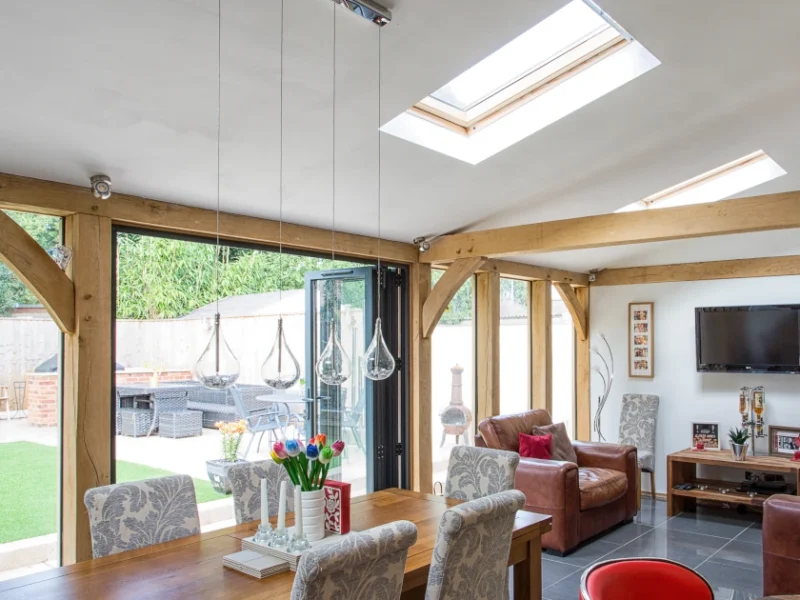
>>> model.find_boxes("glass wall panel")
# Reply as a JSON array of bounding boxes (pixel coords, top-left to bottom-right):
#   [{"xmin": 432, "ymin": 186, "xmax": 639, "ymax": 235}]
[
  {"xmin": 499, "ymin": 278, "xmax": 530, "ymax": 416},
  {"xmin": 552, "ymin": 290, "xmax": 576, "ymax": 438},
  {"xmin": 0, "ymin": 210, "xmax": 62, "ymax": 579},
  {"xmin": 431, "ymin": 271, "xmax": 474, "ymax": 491},
  {"xmin": 113, "ymin": 231, "xmax": 365, "ymax": 531}
]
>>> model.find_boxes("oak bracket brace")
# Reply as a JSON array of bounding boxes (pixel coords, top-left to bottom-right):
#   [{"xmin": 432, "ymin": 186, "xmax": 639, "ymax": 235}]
[
  {"xmin": 554, "ymin": 282, "xmax": 588, "ymax": 341},
  {"xmin": 422, "ymin": 256, "xmax": 485, "ymax": 338},
  {"xmin": 0, "ymin": 210, "xmax": 75, "ymax": 332}
]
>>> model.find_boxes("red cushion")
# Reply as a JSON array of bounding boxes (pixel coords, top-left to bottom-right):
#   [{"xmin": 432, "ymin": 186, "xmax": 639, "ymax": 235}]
[
  {"xmin": 583, "ymin": 560, "xmax": 712, "ymax": 600},
  {"xmin": 519, "ymin": 433, "xmax": 552, "ymax": 459}
]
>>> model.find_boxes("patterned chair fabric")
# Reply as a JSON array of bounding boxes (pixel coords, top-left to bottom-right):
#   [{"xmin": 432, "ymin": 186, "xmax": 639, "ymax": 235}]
[
  {"xmin": 290, "ymin": 520, "xmax": 418, "ymax": 600},
  {"xmin": 228, "ymin": 458, "xmax": 295, "ymax": 524},
  {"xmin": 618, "ymin": 394, "xmax": 660, "ymax": 472},
  {"xmin": 425, "ymin": 489, "xmax": 526, "ymax": 600},
  {"xmin": 84, "ymin": 474, "xmax": 200, "ymax": 559},
  {"xmin": 444, "ymin": 445, "xmax": 520, "ymax": 501}
]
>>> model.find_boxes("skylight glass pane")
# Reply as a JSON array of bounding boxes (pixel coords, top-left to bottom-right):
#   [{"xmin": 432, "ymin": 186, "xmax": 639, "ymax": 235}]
[
  {"xmin": 615, "ymin": 153, "xmax": 786, "ymax": 213},
  {"xmin": 430, "ymin": 0, "xmax": 611, "ymax": 111}
]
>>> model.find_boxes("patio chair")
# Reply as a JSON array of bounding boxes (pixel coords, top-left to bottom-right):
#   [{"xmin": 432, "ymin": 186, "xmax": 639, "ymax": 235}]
[
  {"xmin": 231, "ymin": 387, "xmax": 289, "ymax": 459},
  {"xmin": 147, "ymin": 390, "xmax": 189, "ymax": 436},
  {"xmin": 84, "ymin": 474, "xmax": 200, "ymax": 558},
  {"xmin": 13, "ymin": 381, "xmax": 27, "ymax": 418}
]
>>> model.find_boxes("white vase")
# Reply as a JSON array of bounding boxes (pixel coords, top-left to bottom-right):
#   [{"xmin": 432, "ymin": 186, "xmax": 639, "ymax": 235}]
[{"xmin": 301, "ymin": 489, "xmax": 325, "ymax": 542}]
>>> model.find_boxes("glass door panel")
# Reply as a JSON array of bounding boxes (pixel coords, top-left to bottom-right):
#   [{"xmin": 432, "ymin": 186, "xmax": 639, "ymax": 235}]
[{"xmin": 306, "ymin": 268, "xmax": 373, "ymax": 496}]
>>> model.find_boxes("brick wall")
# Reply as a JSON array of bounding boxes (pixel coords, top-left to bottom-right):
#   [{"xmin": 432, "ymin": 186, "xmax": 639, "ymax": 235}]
[{"xmin": 24, "ymin": 369, "xmax": 194, "ymax": 427}]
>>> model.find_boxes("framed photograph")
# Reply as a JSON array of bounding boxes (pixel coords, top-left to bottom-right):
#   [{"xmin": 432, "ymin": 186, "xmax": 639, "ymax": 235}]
[
  {"xmin": 629, "ymin": 302, "xmax": 654, "ymax": 377},
  {"xmin": 769, "ymin": 426, "xmax": 800, "ymax": 457},
  {"xmin": 692, "ymin": 422, "xmax": 720, "ymax": 450}
]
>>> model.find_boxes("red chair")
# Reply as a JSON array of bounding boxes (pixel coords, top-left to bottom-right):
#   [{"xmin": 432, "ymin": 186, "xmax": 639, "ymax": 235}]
[{"xmin": 580, "ymin": 558, "xmax": 714, "ymax": 600}]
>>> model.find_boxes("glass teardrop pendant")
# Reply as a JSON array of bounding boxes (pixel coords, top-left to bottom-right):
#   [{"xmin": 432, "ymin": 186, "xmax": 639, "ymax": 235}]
[
  {"xmin": 195, "ymin": 313, "xmax": 241, "ymax": 390},
  {"xmin": 261, "ymin": 317, "xmax": 300, "ymax": 390},
  {"xmin": 361, "ymin": 317, "xmax": 395, "ymax": 381},
  {"xmin": 315, "ymin": 319, "xmax": 351, "ymax": 386}
]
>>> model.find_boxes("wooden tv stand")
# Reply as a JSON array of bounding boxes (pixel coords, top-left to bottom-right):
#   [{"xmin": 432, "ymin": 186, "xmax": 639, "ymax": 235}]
[{"xmin": 667, "ymin": 448, "xmax": 800, "ymax": 516}]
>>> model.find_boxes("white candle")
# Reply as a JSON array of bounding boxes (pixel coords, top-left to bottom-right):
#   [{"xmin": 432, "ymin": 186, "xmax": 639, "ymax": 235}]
[
  {"xmin": 277, "ymin": 481, "xmax": 287, "ymax": 531},
  {"xmin": 294, "ymin": 485, "xmax": 303, "ymax": 537},
  {"xmin": 260, "ymin": 478, "xmax": 269, "ymax": 525}
]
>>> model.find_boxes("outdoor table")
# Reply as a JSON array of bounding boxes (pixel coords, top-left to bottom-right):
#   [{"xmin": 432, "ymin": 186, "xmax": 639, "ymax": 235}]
[
  {"xmin": 0, "ymin": 489, "xmax": 552, "ymax": 600},
  {"xmin": 255, "ymin": 394, "xmax": 315, "ymax": 438}
]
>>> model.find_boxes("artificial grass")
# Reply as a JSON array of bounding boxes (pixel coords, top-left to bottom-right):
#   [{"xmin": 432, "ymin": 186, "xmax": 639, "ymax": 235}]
[{"xmin": 0, "ymin": 441, "xmax": 226, "ymax": 544}]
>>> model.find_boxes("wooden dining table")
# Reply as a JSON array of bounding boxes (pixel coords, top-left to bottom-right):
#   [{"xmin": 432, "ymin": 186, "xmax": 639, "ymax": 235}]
[{"xmin": 0, "ymin": 489, "xmax": 551, "ymax": 600}]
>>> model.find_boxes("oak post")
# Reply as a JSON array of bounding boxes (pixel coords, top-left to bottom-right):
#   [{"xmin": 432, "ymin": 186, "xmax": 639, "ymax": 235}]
[
  {"xmin": 410, "ymin": 262, "xmax": 433, "ymax": 493},
  {"xmin": 62, "ymin": 214, "xmax": 113, "ymax": 564},
  {"xmin": 575, "ymin": 286, "xmax": 591, "ymax": 440},
  {"xmin": 476, "ymin": 271, "xmax": 500, "ymax": 422},
  {"xmin": 531, "ymin": 281, "xmax": 552, "ymax": 413}
]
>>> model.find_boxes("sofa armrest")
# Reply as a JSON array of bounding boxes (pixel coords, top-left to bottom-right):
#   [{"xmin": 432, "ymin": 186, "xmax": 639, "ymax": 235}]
[
  {"xmin": 574, "ymin": 441, "xmax": 638, "ymax": 521},
  {"xmin": 573, "ymin": 441, "xmax": 637, "ymax": 472},
  {"xmin": 515, "ymin": 458, "xmax": 579, "ymax": 510}
]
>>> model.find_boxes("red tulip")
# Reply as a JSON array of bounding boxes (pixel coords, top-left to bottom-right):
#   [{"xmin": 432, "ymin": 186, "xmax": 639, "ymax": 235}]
[{"xmin": 331, "ymin": 440, "xmax": 345, "ymax": 457}]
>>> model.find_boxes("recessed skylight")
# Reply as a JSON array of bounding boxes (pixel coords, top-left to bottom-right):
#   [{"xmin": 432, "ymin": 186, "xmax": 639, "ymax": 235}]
[
  {"xmin": 615, "ymin": 150, "xmax": 787, "ymax": 213},
  {"xmin": 381, "ymin": 0, "xmax": 660, "ymax": 165}
]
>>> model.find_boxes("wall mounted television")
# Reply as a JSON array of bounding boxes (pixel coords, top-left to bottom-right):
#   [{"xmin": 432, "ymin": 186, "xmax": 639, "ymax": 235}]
[{"xmin": 696, "ymin": 304, "xmax": 800, "ymax": 374}]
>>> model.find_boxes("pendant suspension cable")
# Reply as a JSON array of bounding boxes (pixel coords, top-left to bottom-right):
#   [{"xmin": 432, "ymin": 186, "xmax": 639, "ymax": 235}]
[
  {"xmin": 278, "ymin": 0, "xmax": 285, "ymax": 315},
  {"xmin": 331, "ymin": 1, "xmax": 336, "ymax": 265},
  {"xmin": 377, "ymin": 25, "xmax": 382, "ymax": 310},
  {"xmin": 215, "ymin": 0, "xmax": 222, "ymax": 314}
]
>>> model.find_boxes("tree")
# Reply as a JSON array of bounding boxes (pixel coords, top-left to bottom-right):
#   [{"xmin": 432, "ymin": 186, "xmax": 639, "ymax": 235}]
[{"xmin": 0, "ymin": 211, "xmax": 61, "ymax": 315}]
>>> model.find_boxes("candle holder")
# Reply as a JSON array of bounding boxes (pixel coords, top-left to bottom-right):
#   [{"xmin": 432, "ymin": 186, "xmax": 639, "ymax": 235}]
[
  {"xmin": 268, "ymin": 527, "xmax": 290, "ymax": 548},
  {"xmin": 253, "ymin": 523, "xmax": 274, "ymax": 545},
  {"xmin": 288, "ymin": 532, "xmax": 311, "ymax": 553}
]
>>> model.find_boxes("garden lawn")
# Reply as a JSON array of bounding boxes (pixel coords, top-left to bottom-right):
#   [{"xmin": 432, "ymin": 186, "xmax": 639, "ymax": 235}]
[{"xmin": 0, "ymin": 441, "xmax": 226, "ymax": 544}]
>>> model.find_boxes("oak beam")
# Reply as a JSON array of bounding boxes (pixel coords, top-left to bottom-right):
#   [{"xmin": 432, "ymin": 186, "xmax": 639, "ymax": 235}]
[
  {"xmin": 0, "ymin": 173, "xmax": 417, "ymax": 264},
  {"xmin": 553, "ymin": 283, "xmax": 588, "ymax": 341},
  {"xmin": 421, "ymin": 191, "xmax": 800, "ymax": 262},
  {"xmin": 0, "ymin": 210, "xmax": 75, "ymax": 333},
  {"xmin": 479, "ymin": 259, "xmax": 588, "ymax": 286},
  {"xmin": 476, "ymin": 271, "xmax": 501, "ymax": 422},
  {"xmin": 422, "ymin": 257, "xmax": 485, "ymax": 338},
  {"xmin": 409, "ymin": 262, "xmax": 433, "ymax": 493},
  {"xmin": 531, "ymin": 281, "xmax": 552, "ymax": 413},
  {"xmin": 62, "ymin": 214, "xmax": 113, "ymax": 564},
  {"xmin": 593, "ymin": 254, "xmax": 800, "ymax": 286},
  {"xmin": 575, "ymin": 286, "xmax": 591, "ymax": 441}
]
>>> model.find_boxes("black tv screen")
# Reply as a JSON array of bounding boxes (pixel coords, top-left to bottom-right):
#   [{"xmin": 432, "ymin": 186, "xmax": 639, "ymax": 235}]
[{"xmin": 696, "ymin": 305, "xmax": 800, "ymax": 373}]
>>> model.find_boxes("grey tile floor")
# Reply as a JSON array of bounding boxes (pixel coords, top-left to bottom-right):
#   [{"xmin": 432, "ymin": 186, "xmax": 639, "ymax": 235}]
[{"xmin": 540, "ymin": 498, "xmax": 763, "ymax": 600}]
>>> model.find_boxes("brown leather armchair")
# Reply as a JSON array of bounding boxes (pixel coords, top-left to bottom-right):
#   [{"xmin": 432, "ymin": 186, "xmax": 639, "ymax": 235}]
[
  {"xmin": 763, "ymin": 494, "xmax": 800, "ymax": 595},
  {"xmin": 475, "ymin": 409, "xmax": 638, "ymax": 555}
]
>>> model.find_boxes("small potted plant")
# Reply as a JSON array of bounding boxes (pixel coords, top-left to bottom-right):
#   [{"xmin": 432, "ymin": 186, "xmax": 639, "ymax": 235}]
[
  {"xmin": 272, "ymin": 435, "xmax": 345, "ymax": 541},
  {"xmin": 206, "ymin": 419, "xmax": 249, "ymax": 494},
  {"xmin": 728, "ymin": 426, "xmax": 751, "ymax": 461}
]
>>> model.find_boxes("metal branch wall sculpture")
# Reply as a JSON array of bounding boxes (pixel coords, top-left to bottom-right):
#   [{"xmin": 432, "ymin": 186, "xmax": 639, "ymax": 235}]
[{"xmin": 592, "ymin": 334, "xmax": 614, "ymax": 442}]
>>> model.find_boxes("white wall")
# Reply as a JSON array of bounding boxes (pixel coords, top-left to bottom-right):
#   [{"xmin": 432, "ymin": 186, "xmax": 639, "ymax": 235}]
[{"xmin": 591, "ymin": 275, "xmax": 800, "ymax": 495}]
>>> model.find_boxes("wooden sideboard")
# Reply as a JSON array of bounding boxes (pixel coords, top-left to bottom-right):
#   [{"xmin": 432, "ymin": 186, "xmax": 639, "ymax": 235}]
[{"xmin": 667, "ymin": 448, "xmax": 800, "ymax": 516}]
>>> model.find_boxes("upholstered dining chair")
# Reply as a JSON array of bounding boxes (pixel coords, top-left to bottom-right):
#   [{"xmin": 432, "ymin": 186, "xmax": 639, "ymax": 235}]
[
  {"xmin": 228, "ymin": 458, "xmax": 294, "ymax": 524},
  {"xmin": 425, "ymin": 489, "xmax": 526, "ymax": 600},
  {"xmin": 84, "ymin": 474, "xmax": 200, "ymax": 559},
  {"xmin": 618, "ymin": 393, "xmax": 659, "ymax": 502},
  {"xmin": 290, "ymin": 520, "xmax": 418, "ymax": 600},
  {"xmin": 444, "ymin": 445, "xmax": 520, "ymax": 501}
]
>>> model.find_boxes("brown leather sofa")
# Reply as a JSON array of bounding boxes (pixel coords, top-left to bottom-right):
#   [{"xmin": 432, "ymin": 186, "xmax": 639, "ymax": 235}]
[
  {"xmin": 475, "ymin": 409, "xmax": 638, "ymax": 554},
  {"xmin": 763, "ymin": 494, "xmax": 800, "ymax": 595}
]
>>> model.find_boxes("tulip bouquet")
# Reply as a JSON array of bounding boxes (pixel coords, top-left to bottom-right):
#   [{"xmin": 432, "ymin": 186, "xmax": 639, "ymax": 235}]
[{"xmin": 271, "ymin": 435, "xmax": 345, "ymax": 491}]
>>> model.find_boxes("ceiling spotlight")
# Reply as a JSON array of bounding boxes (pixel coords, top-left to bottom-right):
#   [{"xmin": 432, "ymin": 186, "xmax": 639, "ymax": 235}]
[
  {"xmin": 414, "ymin": 237, "xmax": 431, "ymax": 253},
  {"xmin": 332, "ymin": 0, "xmax": 391, "ymax": 26},
  {"xmin": 90, "ymin": 174, "xmax": 112, "ymax": 200}
]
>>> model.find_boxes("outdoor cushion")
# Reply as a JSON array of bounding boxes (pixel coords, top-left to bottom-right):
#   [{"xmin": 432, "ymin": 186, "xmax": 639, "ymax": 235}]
[{"xmin": 578, "ymin": 467, "xmax": 628, "ymax": 510}]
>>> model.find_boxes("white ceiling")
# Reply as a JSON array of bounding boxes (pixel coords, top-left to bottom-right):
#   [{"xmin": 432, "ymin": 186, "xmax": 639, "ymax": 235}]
[{"xmin": 1, "ymin": 0, "xmax": 799, "ymax": 271}]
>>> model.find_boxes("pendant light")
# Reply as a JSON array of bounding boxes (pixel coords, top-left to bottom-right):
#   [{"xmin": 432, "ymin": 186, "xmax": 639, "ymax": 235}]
[
  {"xmin": 262, "ymin": 0, "xmax": 301, "ymax": 390},
  {"xmin": 195, "ymin": 0, "xmax": 241, "ymax": 391},
  {"xmin": 361, "ymin": 26, "xmax": 395, "ymax": 382},
  {"xmin": 315, "ymin": 2, "xmax": 352, "ymax": 387}
]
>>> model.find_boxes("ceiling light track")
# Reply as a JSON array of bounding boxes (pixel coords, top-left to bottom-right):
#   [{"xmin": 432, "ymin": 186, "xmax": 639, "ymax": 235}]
[{"xmin": 330, "ymin": 0, "xmax": 391, "ymax": 26}]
